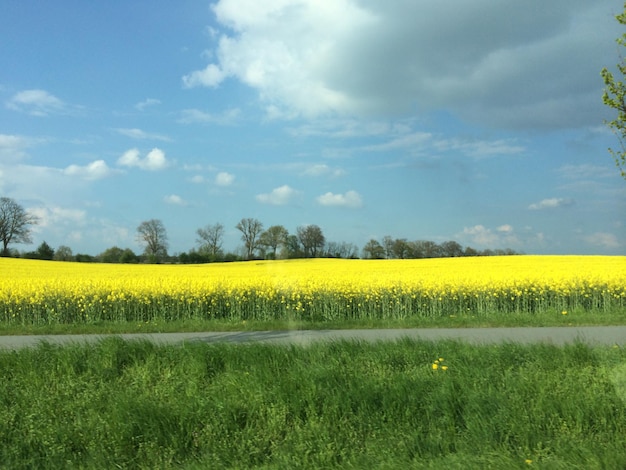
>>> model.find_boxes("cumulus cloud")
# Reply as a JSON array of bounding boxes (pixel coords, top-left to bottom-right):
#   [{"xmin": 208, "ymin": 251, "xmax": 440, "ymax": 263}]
[
  {"xmin": 528, "ymin": 198, "xmax": 574, "ymax": 210},
  {"xmin": 184, "ymin": 0, "xmax": 614, "ymax": 129},
  {"xmin": 64, "ymin": 160, "xmax": 116, "ymax": 180},
  {"xmin": 316, "ymin": 190, "xmax": 362, "ymax": 208},
  {"xmin": 6, "ymin": 89, "xmax": 66, "ymax": 116},
  {"xmin": 256, "ymin": 185, "xmax": 300, "ymax": 205},
  {"xmin": 163, "ymin": 194, "xmax": 187, "ymax": 206},
  {"xmin": 117, "ymin": 148, "xmax": 170, "ymax": 171},
  {"xmin": 215, "ymin": 171, "xmax": 235, "ymax": 186},
  {"xmin": 114, "ymin": 128, "xmax": 171, "ymax": 142}
]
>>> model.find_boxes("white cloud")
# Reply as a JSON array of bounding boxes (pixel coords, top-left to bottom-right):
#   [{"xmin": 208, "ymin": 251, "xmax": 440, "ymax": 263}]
[
  {"xmin": 256, "ymin": 185, "xmax": 300, "ymax": 205},
  {"xmin": 215, "ymin": 171, "xmax": 235, "ymax": 186},
  {"xmin": 64, "ymin": 160, "xmax": 116, "ymax": 180},
  {"xmin": 117, "ymin": 148, "xmax": 170, "ymax": 171},
  {"xmin": 28, "ymin": 206, "xmax": 86, "ymax": 229},
  {"xmin": 6, "ymin": 89, "xmax": 66, "ymax": 116},
  {"xmin": 0, "ymin": 134, "xmax": 30, "ymax": 162},
  {"xmin": 186, "ymin": 1, "xmax": 613, "ymax": 129},
  {"xmin": 302, "ymin": 164, "xmax": 345, "ymax": 178},
  {"xmin": 460, "ymin": 224, "xmax": 520, "ymax": 248},
  {"xmin": 135, "ymin": 98, "xmax": 161, "ymax": 110},
  {"xmin": 163, "ymin": 194, "xmax": 187, "ymax": 206},
  {"xmin": 190, "ymin": 175, "xmax": 206, "ymax": 184},
  {"xmin": 182, "ymin": 64, "xmax": 227, "ymax": 88},
  {"xmin": 583, "ymin": 232, "xmax": 621, "ymax": 250},
  {"xmin": 528, "ymin": 198, "xmax": 574, "ymax": 210},
  {"xmin": 114, "ymin": 128, "xmax": 171, "ymax": 142},
  {"xmin": 178, "ymin": 108, "xmax": 240, "ymax": 125},
  {"xmin": 316, "ymin": 190, "xmax": 362, "ymax": 208}
]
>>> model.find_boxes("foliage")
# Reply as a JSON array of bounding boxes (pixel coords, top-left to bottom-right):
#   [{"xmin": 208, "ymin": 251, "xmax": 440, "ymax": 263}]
[
  {"xmin": 1, "ymin": 339, "xmax": 626, "ymax": 468},
  {"xmin": 0, "ymin": 256, "xmax": 623, "ymax": 327},
  {"xmin": 601, "ymin": 2, "xmax": 626, "ymax": 179}
]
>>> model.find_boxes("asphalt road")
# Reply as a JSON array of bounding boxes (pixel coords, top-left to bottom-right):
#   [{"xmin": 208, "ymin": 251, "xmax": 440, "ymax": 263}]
[{"xmin": 1, "ymin": 326, "xmax": 626, "ymax": 350}]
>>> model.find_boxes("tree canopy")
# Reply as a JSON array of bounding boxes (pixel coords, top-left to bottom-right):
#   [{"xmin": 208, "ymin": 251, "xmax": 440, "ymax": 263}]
[{"xmin": 601, "ymin": 2, "xmax": 626, "ymax": 179}]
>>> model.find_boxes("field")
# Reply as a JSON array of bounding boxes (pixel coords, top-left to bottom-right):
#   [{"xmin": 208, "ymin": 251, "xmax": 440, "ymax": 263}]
[
  {"xmin": 2, "ymin": 255, "xmax": 626, "ymax": 468},
  {"xmin": 1, "ymin": 255, "xmax": 625, "ymax": 332},
  {"xmin": 2, "ymin": 338, "xmax": 626, "ymax": 469}
]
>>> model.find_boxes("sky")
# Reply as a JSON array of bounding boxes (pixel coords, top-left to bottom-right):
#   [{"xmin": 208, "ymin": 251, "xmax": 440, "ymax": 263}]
[{"xmin": 1, "ymin": 0, "xmax": 625, "ymax": 257}]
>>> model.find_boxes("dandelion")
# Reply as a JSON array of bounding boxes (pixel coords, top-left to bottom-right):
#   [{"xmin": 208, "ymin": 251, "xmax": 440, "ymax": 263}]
[
  {"xmin": 441, "ymin": 365, "xmax": 448, "ymax": 371},
  {"xmin": 525, "ymin": 459, "xmax": 533, "ymax": 465},
  {"xmin": 561, "ymin": 310, "xmax": 568, "ymax": 315},
  {"xmin": 432, "ymin": 363, "xmax": 439, "ymax": 370}
]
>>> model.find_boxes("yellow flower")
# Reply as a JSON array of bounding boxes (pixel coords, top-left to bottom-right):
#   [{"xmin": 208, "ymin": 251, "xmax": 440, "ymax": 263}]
[
  {"xmin": 525, "ymin": 459, "xmax": 533, "ymax": 465},
  {"xmin": 561, "ymin": 310, "xmax": 568, "ymax": 315},
  {"xmin": 441, "ymin": 365, "xmax": 448, "ymax": 371},
  {"xmin": 432, "ymin": 363, "xmax": 439, "ymax": 370}
]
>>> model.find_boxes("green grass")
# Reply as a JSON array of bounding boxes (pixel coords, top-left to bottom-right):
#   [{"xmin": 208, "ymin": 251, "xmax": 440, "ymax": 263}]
[
  {"xmin": 1, "ymin": 338, "xmax": 626, "ymax": 469},
  {"xmin": 0, "ymin": 306, "xmax": 625, "ymax": 335}
]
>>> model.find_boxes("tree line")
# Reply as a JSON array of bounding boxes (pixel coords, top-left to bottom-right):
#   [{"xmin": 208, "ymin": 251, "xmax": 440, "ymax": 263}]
[{"xmin": 0, "ymin": 197, "xmax": 521, "ymax": 263}]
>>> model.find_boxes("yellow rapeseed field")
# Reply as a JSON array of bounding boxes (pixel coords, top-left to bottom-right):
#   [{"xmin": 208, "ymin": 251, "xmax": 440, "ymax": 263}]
[{"xmin": 0, "ymin": 255, "xmax": 624, "ymax": 324}]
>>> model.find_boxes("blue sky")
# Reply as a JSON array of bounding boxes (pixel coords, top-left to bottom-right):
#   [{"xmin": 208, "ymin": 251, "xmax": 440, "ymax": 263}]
[{"xmin": 1, "ymin": 0, "xmax": 625, "ymax": 256}]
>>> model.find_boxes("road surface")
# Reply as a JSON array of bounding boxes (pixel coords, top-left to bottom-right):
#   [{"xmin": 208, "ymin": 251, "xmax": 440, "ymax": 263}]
[{"xmin": 0, "ymin": 326, "xmax": 626, "ymax": 350}]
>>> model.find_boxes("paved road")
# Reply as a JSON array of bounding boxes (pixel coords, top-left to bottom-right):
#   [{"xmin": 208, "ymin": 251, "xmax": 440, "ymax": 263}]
[{"xmin": 1, "ymin": 326, "xmax": 626, "ymax": 350}]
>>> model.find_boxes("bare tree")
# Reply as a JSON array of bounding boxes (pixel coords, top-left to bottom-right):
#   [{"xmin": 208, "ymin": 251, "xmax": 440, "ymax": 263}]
[
  {"xmin": 236, "ymin": 218, "xmax": 263, "ymax": 260},
  {"xmin": 259, "ymin": 225, "xmax": 289, "ymax": 259},
  {"xmin": 0, "ymin": 197, "xmax": 38, "ymax": 256},
  {"xmin": 196, "ymin": 223, "xmax": 224, "ymax": 258},
  {"xmin": 137, "ymin": 219, "xmax": 168, "ymax": 262},
  {"xmin": 297, "ymin": 224, "xmax": 325, "ymax": 258}
]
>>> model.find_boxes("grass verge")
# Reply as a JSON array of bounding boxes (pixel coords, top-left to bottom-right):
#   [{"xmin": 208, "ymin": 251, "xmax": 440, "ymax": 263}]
[
  {"xmin": 0, "ymin": 307, "xmax": 625, "ymax": 335},
  {"xmin": 1, "ymin": 338, "xmax": 626, "ymax": 468}
]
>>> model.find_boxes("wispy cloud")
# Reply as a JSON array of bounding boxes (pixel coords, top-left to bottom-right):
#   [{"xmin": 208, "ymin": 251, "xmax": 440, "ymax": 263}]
[
  {"xmin": 0, "ymin": 134, "xmax": 31, "ymax": 161},
  {"xmin": 317, "ymin": 190, "xmax": 363, "ymax": 208},
  {"xmin": 256, "ymin": 185, "xmax": 300, "ymax": 205},
  {"xmin": 528, "ymin": 198, "xmax": 574, "ymax": 210},
  {"xmin": 6, "ymin": 89, "xmax": 67, "ymax": 116},
  {"xmin": 583, "ymin": 232, "xmax": 621, "ymax": 250},
  {"xmin": 134, "ymin": 98, "xmax": 161, "ymax": 111},
  {"xmin": 117, "ymin": 148, "xmax": 170, "ymax": 171},
  {"xmin": 301, "ymin": 164, "xmax": 345, "ymax": 178},
  {"xmin": 178, "ymin": 108, "xmax": 240, "ymax": 125},
  {"xmin": 114, "ymin": 128, "xmax": 171, "ymax": 142}
]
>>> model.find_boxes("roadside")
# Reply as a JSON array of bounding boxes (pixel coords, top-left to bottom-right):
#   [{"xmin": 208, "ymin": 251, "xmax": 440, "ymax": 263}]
[{"xmin": 1, "ymin": 326, "xmax": 626, "ymax": 350}]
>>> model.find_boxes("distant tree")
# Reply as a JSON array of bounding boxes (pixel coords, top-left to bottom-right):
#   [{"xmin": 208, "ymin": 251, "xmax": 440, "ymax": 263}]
[
  {"xmin": 54, "ymin": 245, "xmax": 74, "ymax": 261},
  {"xmin": 382, "ymin": 236, "xmax": 395, "ymax": 259},
  {"xmin": 236, "ymin": 218, "xmax": 263, "ymax": 260},
  {"xmin": 120, "ymin": 248, "xmax": 139, "ymax": 263},
  {"xmin": 0, "ymin": 197, "xmax": 38, "ymax": 256},
  {"xmin": 326, "ymin": 241, "xmax": 358, "ymax": 258},
  {"xmin": 196, "ymin": 223, "xmax": 224, "ymax": 259},
  {"xmin": 362, "ymin": 239, "xmax": 386, "ymax": 259},
  {"xmin": 391, "ymin": 238, "xmax": 410, "ymax": 259},
  {"xmin": 137, "ymin": 219, "xmax": 168, "ymax": 262},
  {"xmin": 297, "ymin": 225, "xmax": 325, "ymax": 258},
  {"xmin": 35, "ymin": 241, "xmax": 54, "ymax": 260},
  {"xmin": 259, "ymin": 225, "xmax": 289, "ymax": 259},
  {"xmin": 464, "ymin": 246, "xmax": 479, "ymax": 257},
  {"xmin": 74, "ymin": 253, "xmax": 94, "ymax": 262},
  {"xmin": 283, "ymin": 234, "xmax": 303, "ymax": 259},
  {"xmin": 99, "ymin": 246, "xmax": 125, "ymax": 263},
  {"xmin": 441, "ymin": 240, "xmax": 464, "ymax": 257},
  {"xmin": 601, "ymin": 3, "xmax": 626, "ymax": 179}
]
